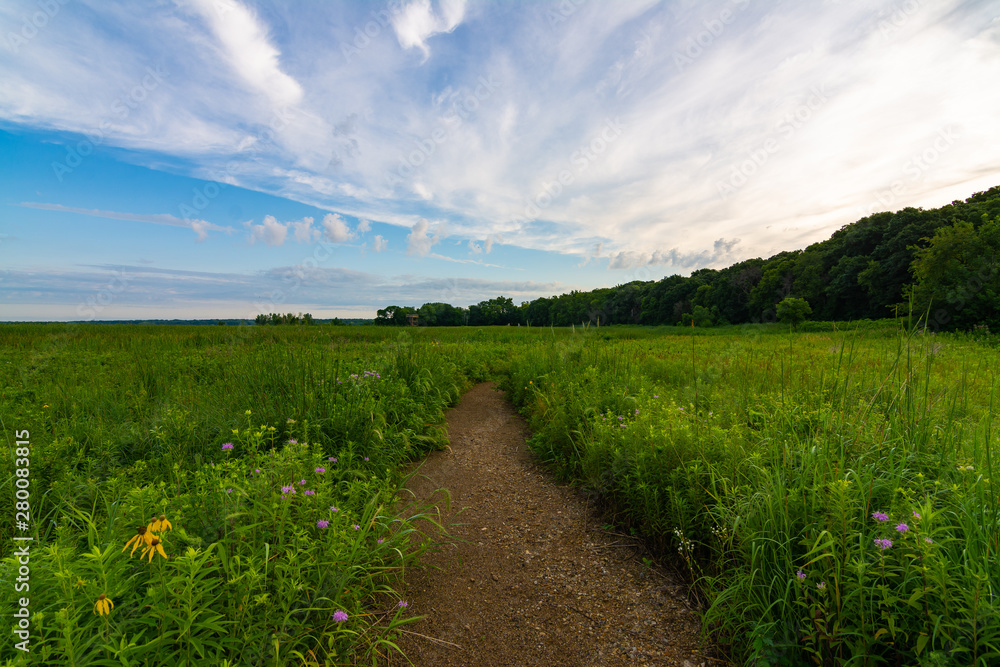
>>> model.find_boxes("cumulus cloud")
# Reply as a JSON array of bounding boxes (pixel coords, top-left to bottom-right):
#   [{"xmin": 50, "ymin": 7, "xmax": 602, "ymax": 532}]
[
  {"xmin": 247, "ymin": 215, "xmax": 288, "ymax": 246},
  {"xmin": 290, "ymin": 217, "xmax": 319, "ymax": 243},
  {"xmin": 373, "ymin": 234, "xmax": 388, "ymax": 252},
  {"xmin": 321, "ymin": 213, "xmax": 355, "ymax": 243},
  {"xmin": 606, "ymin": 238, "xmax": 742, "ymax": 271},
  {"xmin": 356, "ymin": 218, "xmax": 371, "ymax": 234},
  {"xmin": 406, "ymin": 218, "xmax": 441, "ymax": 256},
  {"xmin": 391, "ymin": 0, "xmax": 467, "ymax": 60}
]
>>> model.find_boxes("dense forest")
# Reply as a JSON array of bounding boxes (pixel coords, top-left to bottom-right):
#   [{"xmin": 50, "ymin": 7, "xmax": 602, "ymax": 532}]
[{"xmin": 376, "ymin": 185, "xmax": 1000, "ymax": 331}]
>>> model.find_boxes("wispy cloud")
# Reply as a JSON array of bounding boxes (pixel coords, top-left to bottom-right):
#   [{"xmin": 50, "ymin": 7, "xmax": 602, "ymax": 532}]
[
  {"xmin": 18, "ymin": 202, "xmax": 234, "ymax": 241},
  {"xmin": 391, "ymin": 0, "xmax": 467, "ymax": 60}
]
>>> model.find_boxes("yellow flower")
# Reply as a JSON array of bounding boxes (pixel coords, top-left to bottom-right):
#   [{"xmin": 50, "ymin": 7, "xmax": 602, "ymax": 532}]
[
  {"xmin": 148, "ymin": 514, "xmax": 173, "ymax": 533},
  {"xmin": 141, "ymin": 537, "xmax": 168, "ymax": 562},
  {"xmin": 122, "ymin": 525, "xmax": 154, "ymax": 557},
  {"xmin": 94, "ymin": 594, "xmax": 114, "ymax": 616},
  {"xmin": 42, "ymin": 404, "xmax": 49, "ymax": 408}
]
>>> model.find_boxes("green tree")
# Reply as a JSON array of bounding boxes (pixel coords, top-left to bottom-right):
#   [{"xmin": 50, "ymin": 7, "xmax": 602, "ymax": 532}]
[{"xmin": 776, "ymin": 297, "xmax": 812, "ymax": 330}]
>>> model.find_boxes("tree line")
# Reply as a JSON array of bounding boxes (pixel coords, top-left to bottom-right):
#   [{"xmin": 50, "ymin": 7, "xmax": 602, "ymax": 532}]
[{"xmin": 386, "ymin": 185, "xmax": 1000, "ymax": 331}]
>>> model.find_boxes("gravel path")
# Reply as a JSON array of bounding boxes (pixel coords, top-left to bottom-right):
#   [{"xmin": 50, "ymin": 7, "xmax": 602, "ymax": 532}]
[{"xmin": 391, "ymin": 383, "xmax": 710, "ymax": 666}]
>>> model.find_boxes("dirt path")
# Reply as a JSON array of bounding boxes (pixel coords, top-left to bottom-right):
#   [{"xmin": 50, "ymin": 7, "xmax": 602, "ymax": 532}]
[{"xmin": 391, "ymin": 383, "xmax": 709, "ymax": 667}]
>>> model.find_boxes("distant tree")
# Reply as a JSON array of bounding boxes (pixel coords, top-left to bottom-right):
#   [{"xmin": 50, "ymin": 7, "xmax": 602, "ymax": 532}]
[{"xmin": 776, "ymin": 297, "xmax": 813, "ymax": 330}]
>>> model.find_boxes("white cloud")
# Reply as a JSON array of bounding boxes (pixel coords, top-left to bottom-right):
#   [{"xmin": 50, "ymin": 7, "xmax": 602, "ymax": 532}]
[
  {"xmin": 373, "ymin": 234, "xmax": 388, "ymax": 252},
  {"xmin": 290, "ymin": 217, "xmax": 319, "ymax": 243},
  {"xmin": 321, "ymin": 213, "xmax": 355, "ymax": 243},
  {"xmin": 406, "ymin": 218, "xmax": 441, "ymax": 256},
  {"xmin": 356, "ymin": 218, "xmax": 372, "ymax": 234},
  {"xmin": 247, "ymin": 215, "xmax": 288, "ymax": 246},
  {"xmin": 185, "ymin": 0, "xmax": 303, "ymax": 108},
  {"xmin": 391, "ymin": 0, "xmax": 467, "ymax": 60},
  {"xmin": 18, "ymin": 202, "xmax": 233, "ymax": 240}
]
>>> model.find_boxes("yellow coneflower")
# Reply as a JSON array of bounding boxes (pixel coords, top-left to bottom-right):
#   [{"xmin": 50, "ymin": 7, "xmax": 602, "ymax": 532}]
[
  {"xmin": 94, "ymin": 594, "xmax": 114, "ymax": 616},
  {"xmin": 148, "ymin": 514, "xmax": 173, "ymax": 533},
  {"xmin": 141, "ymin": 537, "xmax": 168, "ymax": 562},
  {"xmin": 122, "ymin": 525, "xmax": 154, "ymax": 557}
]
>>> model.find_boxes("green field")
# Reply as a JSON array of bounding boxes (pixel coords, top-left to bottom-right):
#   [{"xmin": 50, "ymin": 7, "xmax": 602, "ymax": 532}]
[{"xmin": 2, "ymin": 322, "xmax": 998, "ymax": 665}]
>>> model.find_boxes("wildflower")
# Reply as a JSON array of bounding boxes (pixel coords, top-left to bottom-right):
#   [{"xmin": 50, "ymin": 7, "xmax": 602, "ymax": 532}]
[
  {"xmin": 330, "ymin": 506, "xmax": 339, "ymax": 512},
  {"xmin": 226, "ymin": 488, "xmax": 232, "ymax": 494},
  {"xmin": 874, "ymin": 538, "xmax": 893, "ymax": 550},
  {"xmin": 377, "ymin": 539, "xmax": 384, "ymax": 544},
  {"xmin": 245, "ymin": 409, "xmax": 252, "ymax": 416},
  {"xmin": 299, "ymin": 479, "xmax": 306, "ymax": 485},
  {"xmin": 42, "ymin": 404, "xmax": 49, "ymax": 408},
  {"xmin": 353, "ymin": 524, "xmax": 360, "ymax": 531},
  {"xmin": 871, "ymin": 511, "xmax": 889, "ymax": 522},
  {"xmin": 281, "ymin": 485, "xmax": 294, "ymax": 494},
  {"xmin": 123, "ymin": 525, "xmax": 154, "ymax": 556},
  {"xmin": 796, "ymin": 570, "xmax": 806, "ymax": 581},
  {"xmin": 924, "ymin": 537, "xmax": 933, "ymax": 544},
  {"xmin": 328, "ymin": 457, "xmax": 337, "ymax": 462},
  {"xmin": 315, "ymin": 467, "xmax": 325, "ymax": 473},
  {"xmin": 305, "ymin": 489, "xmax": 315, "ymax": 496},
  {"xmin": 93, "ymin": 594, "xmax": 114, "ymax": 616},
  {"xmin": 287, "ymin": 418, "xmax": 295, "ymax": 423},
  {"xmin": 912, "ymin": 511, "xmax": 921, "ymax": 519},
  {"xmin": 148, "ymin": 514, "xmax": 173, "ymax": 533},
  {"xmin": 895, "ymin": 523, "xmax": 909, "ymax": 533},
  {"xmin": 398, "ymin": 600, "xmax": 408, "ymax": 608},
  {"xmin": 255, "ymin": 468, "xmax": 261, "ymax": 474},
  {"xmin": 333, "ymin": 610, "xmax": 349, "ymax": 623},
  {"xmin": 653, "ymin": 395, "xmax": 659, "ymax": 398},
  {"xmin": 317, "ymin": 519, "xmax": 329, "ymax": 529},
  {"xmin": 363, "ymin": 457, "xmax": 369, "ymax": 462},
  {"xmin": 817, "ymin": 582, "xmax": 826, "ymax": 591},
  {"xmin": 141, "ymin": 537, "xmax": 168, "ymax": 562},
  {"xmin": 288, "ymin": 439, "xmax": 298, "ymax": 444},
  {"xmin": 222, "ymin": 443, "xmax": 234, "ymax": 450}
]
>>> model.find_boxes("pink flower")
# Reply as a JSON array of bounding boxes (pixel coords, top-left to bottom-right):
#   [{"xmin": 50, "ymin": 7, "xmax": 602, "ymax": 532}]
[
  {"xmin": 222, "ymin": 443, "xmax": 234, "ymax": 450},
  {"xmin": 895, "ymin": 523, "xmax": 909, "ymax": 533},
  {"xmin": 330, "ymin": 506, "xmax": 339, "ymax": 512},
  {"xmin": 315, "ymin": 467, "xmax": 325, "ymax": 473},
  {"xmin": 871, "ymin": 511, "xmax": 889, "ymax": 522},
  {"xmin": 333, "ymin": 610, "xmax": 348, "ymax": 623},
  {"xmin": 316, "ymin": 519, "xmax": 329, "ymax": 529},
  {"xmin": 874, "ymin": 538, "xmax": 893, "ymax": 550},
  {"xmin": 397, "ymin": 600, "xmax": 408, "ymax": 608},
  {"xmin": 353, "ymin": 524, "xmax": 360, "ymax": 531}
]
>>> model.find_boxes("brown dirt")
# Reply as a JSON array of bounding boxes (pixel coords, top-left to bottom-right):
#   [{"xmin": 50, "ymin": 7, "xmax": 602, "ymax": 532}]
[{"xmin": 390, "ymin": 383, "xmax": 710, "ymax": 667}]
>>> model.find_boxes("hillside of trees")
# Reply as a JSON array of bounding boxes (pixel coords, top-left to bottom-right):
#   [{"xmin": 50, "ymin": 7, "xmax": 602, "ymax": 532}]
[{"xmin": 376, "ymin": 185, "xmax": 1000, "ymax": 331}]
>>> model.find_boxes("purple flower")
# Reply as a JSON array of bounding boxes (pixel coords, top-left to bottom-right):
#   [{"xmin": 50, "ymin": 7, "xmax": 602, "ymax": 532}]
[
  {"xmin": 315, "ymin": 467, "xmax": 325, "ymax": 473},
  {"xmin": 255, "ymin": 468, "xmax": 261, "ymax": 474},
  {"xmin": 316, "ymin": 519, "xmax": 329, "ymax": 529},
  {"xmin": 924, "ymin": 537, "xmax": 933, "ymax": 544},
  {"xmin": 226, "ymin": 488, "xmax": 232, "ymax": 494},
  {"xmin": 895, "ymin": 523, "xmax": 909, "ymax": 533},
  {"xmin": 333, "ymin": 610, "xmax": 348, "ymax": 623},
  {"xmin": 281, "ymin": 485, "xmax": 294, "ymax": 494},
  {"xmin": 288, "ymin": 439, "xmax": 298, "ymax": 444},
  {"xmin": 377, "ymin": 538, "xmax": 384, "ymax": 544},
  {"xmin": 304, "ymin": 489, "xmax": 315, "ymax": 496},
  {"xmin": 328, "ymin": 457, "xmax": 338, "ymax": 462},
  {"xmin": 330, "ymin": 506, "xmax": 339, "ymax": 512},
  {"xmin": 398, "ymin": 600, "xmax": 408, "ymax": 608},
  {"xmin": 298, "ymin": 479, "xmax": 306, "ymax": 485},
  {"xmin": 913, "ymin": 511, "xmax": 921, "ymax": 519},
  {"xmin": 871, "ymin": 511, "xmax": 889, "ymax": 522},
  {"xmin": 874, "ymin": 538, "xmax": 893, "ymax": 550},
  {"xmin": 222, "ymin": 443, "xmax": 234, "ymax": 450},
  {"xmin": 363, "ymin": 457, "xmax": 369, "ymax": 462},
  {"xmin": 353, "ymin": 524, "xmax": 360, "ymax": 531},
  {"xmin": 796, "ymin": 570, "xmax": 806, "ymax": 581},
  {"xmin": 817, "ymin": 582, "xmax": 826, "ymax": 591}
]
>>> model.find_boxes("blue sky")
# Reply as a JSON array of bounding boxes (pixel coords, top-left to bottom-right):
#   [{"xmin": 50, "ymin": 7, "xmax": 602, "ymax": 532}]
[{"xmin": 2, "ymin": 0, "xmax": 999, "ymax": 320}]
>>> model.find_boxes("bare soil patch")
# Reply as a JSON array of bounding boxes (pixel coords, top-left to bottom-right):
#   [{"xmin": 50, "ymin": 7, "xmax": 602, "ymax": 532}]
[{"xmin": 391, "ymin": 383, "xmax": 710, "ymax": 666}]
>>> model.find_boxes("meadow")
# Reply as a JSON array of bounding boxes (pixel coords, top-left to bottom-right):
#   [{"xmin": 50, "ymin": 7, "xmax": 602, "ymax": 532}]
[{"xmin": 2, "ymin": 321, "xmax": 998, "ymax": 666}]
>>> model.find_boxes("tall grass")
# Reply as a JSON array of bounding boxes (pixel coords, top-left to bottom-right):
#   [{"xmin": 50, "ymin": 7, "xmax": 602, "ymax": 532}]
[{"xmin": 504, "ymin": 323, "xmax": 1000, "ymax": 665}]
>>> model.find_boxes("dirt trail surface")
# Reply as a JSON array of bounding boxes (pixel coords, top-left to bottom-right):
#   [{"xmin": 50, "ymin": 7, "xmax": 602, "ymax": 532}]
[{"xmin": 391, "ymin": 383, "xmax": 708, "ymax": 667}]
